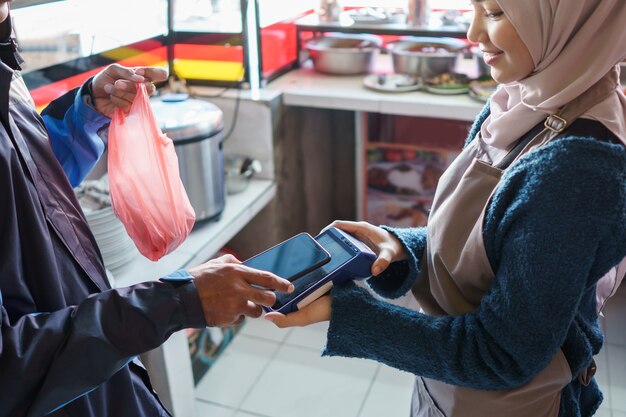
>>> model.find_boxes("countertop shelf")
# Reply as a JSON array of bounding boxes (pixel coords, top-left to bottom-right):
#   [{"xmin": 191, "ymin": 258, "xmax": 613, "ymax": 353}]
[
  {"xmin": 113, "ymin": 179, "xmax": 276, "ymax": 288},
  {"xmin": 266, "ymin": 55, "xmax": 484, "ymax": 122}
]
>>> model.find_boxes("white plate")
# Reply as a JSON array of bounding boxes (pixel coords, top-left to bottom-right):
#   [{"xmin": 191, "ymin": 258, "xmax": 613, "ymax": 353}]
[
  {"xmin": 90, "ymin": 223, "xmax": 126, "ymax": 240},
  {"xmin": 425, "ymin": 85, "xmax": 469, "ymax": 95},
  {"xmin": 468, "ymin": 79, "xmax": 498, "ymax": 102},
  {"xmin": 105, "ymin": 255, "xmax": 135, "ymax": 274},
  {"xmin": 468, "ymin": 89, "xmax": 489, "ymax": 103},
  {"xmin": 86, "ymin": 213, "xmax": 121, "ymax": 229},
  {"xmin": 102, "ymin": 242, "xmax": 136, "ymax": 266},
  {"xmin": 84, "ymin": 206, "xmax": 114, "ymax": 221},
  {"xmin": 363, "ymin": 74, "xmax": 422, "ymax": 93},
  {"xmin": 98, "ymin": 234, "xmax": 134, "ymax": 253}
]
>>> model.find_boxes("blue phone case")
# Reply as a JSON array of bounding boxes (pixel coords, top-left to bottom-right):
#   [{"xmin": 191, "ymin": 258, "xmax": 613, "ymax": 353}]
[{"xmin": 265, "ymin": 227, "xmax": 376, "ymax": 314}]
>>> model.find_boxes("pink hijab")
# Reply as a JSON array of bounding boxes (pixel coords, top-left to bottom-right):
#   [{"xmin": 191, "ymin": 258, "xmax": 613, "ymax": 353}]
[{"xmin": 481, "ymin": 0, "xmax": 626, "ymax": 155}]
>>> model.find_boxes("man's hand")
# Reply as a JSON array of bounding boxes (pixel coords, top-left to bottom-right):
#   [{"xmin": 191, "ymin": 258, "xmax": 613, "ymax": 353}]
[
  {"xmin": 189, "ymin": 254, "xmax": 294, "ymax": 328},
  {"xmin": 91, "ymin": 64, "xmax": 168, "ymax": 117}
]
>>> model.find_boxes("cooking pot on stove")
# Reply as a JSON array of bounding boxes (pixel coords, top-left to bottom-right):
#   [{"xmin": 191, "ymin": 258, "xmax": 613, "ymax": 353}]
[{"xmin": 151, "ymin": 93, "xmax": 225, "ymax": 223}]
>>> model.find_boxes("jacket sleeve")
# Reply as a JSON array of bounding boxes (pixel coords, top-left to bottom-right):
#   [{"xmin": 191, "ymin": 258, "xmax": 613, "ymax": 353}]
[
  {"xmin": 41, "ymin": 79, "xmax": 110, "ymax": 187},
  {"xmin": 0, "ymin": 279, "xmax": 206, "ymax": 417},
  {"xmin": 324, "ymin": 139, "xmax": 626, "ymax": 391}
]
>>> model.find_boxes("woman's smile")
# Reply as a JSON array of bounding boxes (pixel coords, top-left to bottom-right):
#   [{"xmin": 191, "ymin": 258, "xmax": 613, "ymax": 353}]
[{"xmin": 481, "ymin": 49, "xmax": 504, "ymax": 65}]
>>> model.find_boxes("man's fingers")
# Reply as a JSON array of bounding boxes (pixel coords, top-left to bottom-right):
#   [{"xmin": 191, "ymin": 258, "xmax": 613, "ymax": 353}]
[
  {"xmin": 241, "ymin": 267, "xmax": 294, "ymax": 293},
  {"xmin": 99, "ymin": 80, "xmax": 136, "ymax": 105},
  {"xmin": 210, "ymin": 254, "xmax": 241, "ymax": 264},
  {"xmin": 145, "ymin": 81, "xmax": 157, "ymax": 96},
  {"xmin": 105, "ymin": 64, "xmax": 144, "ymax": 83},
  {"xmin": 106, "ymin": 95, "xmax": 132, "ymax": 114},
  {"xmin": 247, "ymin": 287, "xmax": 277, "ymax": 307},
  {"xmin": 243, "ymin": 301, "xmax": 263, "ymax": 319},
  {"xmin": 113, "ymin": 80, "xmax": 139, "ymax": 99},
  {"xmin": 135, "ymin": 66, "xmax": 168, "ymax": 83}
]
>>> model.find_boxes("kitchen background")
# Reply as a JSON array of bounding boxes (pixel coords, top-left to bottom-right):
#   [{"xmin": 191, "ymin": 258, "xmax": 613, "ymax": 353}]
[{"xmin": 11, "ymin": 0, "xmax": 626, "ymax": 416}]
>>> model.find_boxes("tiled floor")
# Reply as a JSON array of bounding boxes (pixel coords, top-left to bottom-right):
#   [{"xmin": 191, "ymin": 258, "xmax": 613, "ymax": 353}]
[{"xmin": 195, "ymin": 285, "xmax": 626, "ymax": 417}]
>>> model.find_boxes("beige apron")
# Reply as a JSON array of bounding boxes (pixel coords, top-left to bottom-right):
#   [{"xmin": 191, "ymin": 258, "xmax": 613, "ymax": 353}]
[{"xmin": 410, "ymin": 72, "xmax": 619, "ymax": 417}]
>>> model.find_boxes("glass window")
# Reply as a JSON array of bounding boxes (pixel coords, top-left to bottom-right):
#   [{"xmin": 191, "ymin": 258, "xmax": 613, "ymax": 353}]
[
  {"xmin": 258, "ymin": 0, "xmax": 315, "ymax": 28},
  {"xmin": 173, "ymin": 0, "xmax": 242, "ymax": 33},
  {"xmin": 12, "ymin": 0, "xmax": 167, "ymax": 72}
]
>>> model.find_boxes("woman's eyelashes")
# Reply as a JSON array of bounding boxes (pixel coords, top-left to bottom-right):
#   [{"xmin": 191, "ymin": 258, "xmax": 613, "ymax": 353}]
[
  {"xmin": 468, "ymin": 2, "xmax": 504, "ymax": 21},
  {"xmin": 484, "ymin": 10, "xmax": 504, "ymax": 20}
]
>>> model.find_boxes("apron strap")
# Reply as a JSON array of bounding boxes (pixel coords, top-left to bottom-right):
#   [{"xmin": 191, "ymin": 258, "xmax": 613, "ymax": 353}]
[{"xmin": 496, "ymin": 122, "xmax": 545, "ymax": 170}]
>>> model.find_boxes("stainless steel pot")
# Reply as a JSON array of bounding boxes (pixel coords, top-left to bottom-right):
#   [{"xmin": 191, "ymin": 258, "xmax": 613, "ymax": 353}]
[
  {"xmin": 151, "ymin": 93, "xmax": 225, "ymax": 223},
  {"xmin": 387, "ymin": 36, "xmax": 467, "ymax": 79},
  {"xmin": 306, "ymin": 34, "xmax": 381, "ymax": 75}
]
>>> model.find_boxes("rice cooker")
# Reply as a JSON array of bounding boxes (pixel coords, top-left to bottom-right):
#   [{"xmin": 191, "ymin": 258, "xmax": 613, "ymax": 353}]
[{"xmin": 150, "ymin": 93, "xmax": 225, "ymax": 223}]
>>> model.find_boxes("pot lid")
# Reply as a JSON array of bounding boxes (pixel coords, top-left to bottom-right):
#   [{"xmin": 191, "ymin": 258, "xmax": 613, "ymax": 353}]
[{"xmin": 150, "ymin": 93, "xmax": 225, "ymax": 141}]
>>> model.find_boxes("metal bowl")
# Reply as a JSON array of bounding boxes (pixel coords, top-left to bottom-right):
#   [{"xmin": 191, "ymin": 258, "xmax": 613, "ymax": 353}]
[
  {"xmin": 224, "ymin": 155, "xmax": 262, "ymax": 195},
  {"xmin": 386, "ymin": 37, "xmax": 467, "ymax": 79},
  {"xmin": 306, "ymin": 35, "xmax": 381, "ymax": 75}
]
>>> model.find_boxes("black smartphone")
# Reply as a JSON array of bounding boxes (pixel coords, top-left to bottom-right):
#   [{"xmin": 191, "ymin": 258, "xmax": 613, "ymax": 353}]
[
  {"xmin": 270, "ymin": 227, "xmax": 365, "ymax": 312},
  {"xmin": 243, "ymin": 232, "xmax": 331, "ymax": 282}
]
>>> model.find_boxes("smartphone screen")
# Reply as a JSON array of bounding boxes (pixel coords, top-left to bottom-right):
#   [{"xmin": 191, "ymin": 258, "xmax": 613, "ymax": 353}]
[
  {"xmin": 243, "ymin": 233, "xmax": 331, "ymax": 282},
  {"xmin": 273, "ymin": 232, "xmax": 354, "ymax": 309}
]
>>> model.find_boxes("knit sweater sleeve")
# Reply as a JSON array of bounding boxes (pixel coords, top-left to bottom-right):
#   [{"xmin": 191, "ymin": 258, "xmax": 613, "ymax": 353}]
[{"xmin": 324, "ymin": 138, "xmax": 626, "ymax": 390}]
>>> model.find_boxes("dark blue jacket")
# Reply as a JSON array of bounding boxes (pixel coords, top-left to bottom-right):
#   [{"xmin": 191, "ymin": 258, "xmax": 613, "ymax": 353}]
[{"xmin": 0, "ymin": 47, "xmax": 206, "ymax": 417}]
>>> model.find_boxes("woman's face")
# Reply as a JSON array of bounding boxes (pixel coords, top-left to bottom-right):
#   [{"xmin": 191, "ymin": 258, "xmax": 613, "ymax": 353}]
[{"xmin": 467, "ymin": 0, "xmax": 534, "ymax": 84}]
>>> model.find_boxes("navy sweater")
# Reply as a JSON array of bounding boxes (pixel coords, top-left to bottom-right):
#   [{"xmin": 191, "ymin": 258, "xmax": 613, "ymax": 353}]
[{"xmin": 324, "ymin": 105, "xmax": 626, "ymax": 417}]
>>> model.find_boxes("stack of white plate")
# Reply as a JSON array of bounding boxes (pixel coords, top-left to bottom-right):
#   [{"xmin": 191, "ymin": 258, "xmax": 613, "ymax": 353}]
[{"xmin": 84, "ymin": 207, "xmax": 137, "ymax": 275}]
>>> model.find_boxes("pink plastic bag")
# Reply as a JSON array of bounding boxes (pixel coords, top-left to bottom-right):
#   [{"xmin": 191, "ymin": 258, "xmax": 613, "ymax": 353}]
[{"xmin": 108, "ymin": 83, "xmax": 195, "ymax": 261}]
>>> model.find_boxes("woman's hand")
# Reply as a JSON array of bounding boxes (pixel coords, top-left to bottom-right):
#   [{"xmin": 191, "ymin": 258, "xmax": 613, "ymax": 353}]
[
  {"xmin": 265, "ymin": 295, "xmax": 331, "ymax": 328},
  {"xmin": 329, "ymin": 220, "xmax": 407, "ymax": 276},
  {"xmin": 91, "ymin": 64, "xmax": 168, "ymax": 117}
]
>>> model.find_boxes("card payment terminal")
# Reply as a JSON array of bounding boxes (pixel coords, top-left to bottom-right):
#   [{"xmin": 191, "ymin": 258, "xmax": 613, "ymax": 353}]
[{"xmin": 266, "ymin": 227, "xmax": 376, "ymax": 314}]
